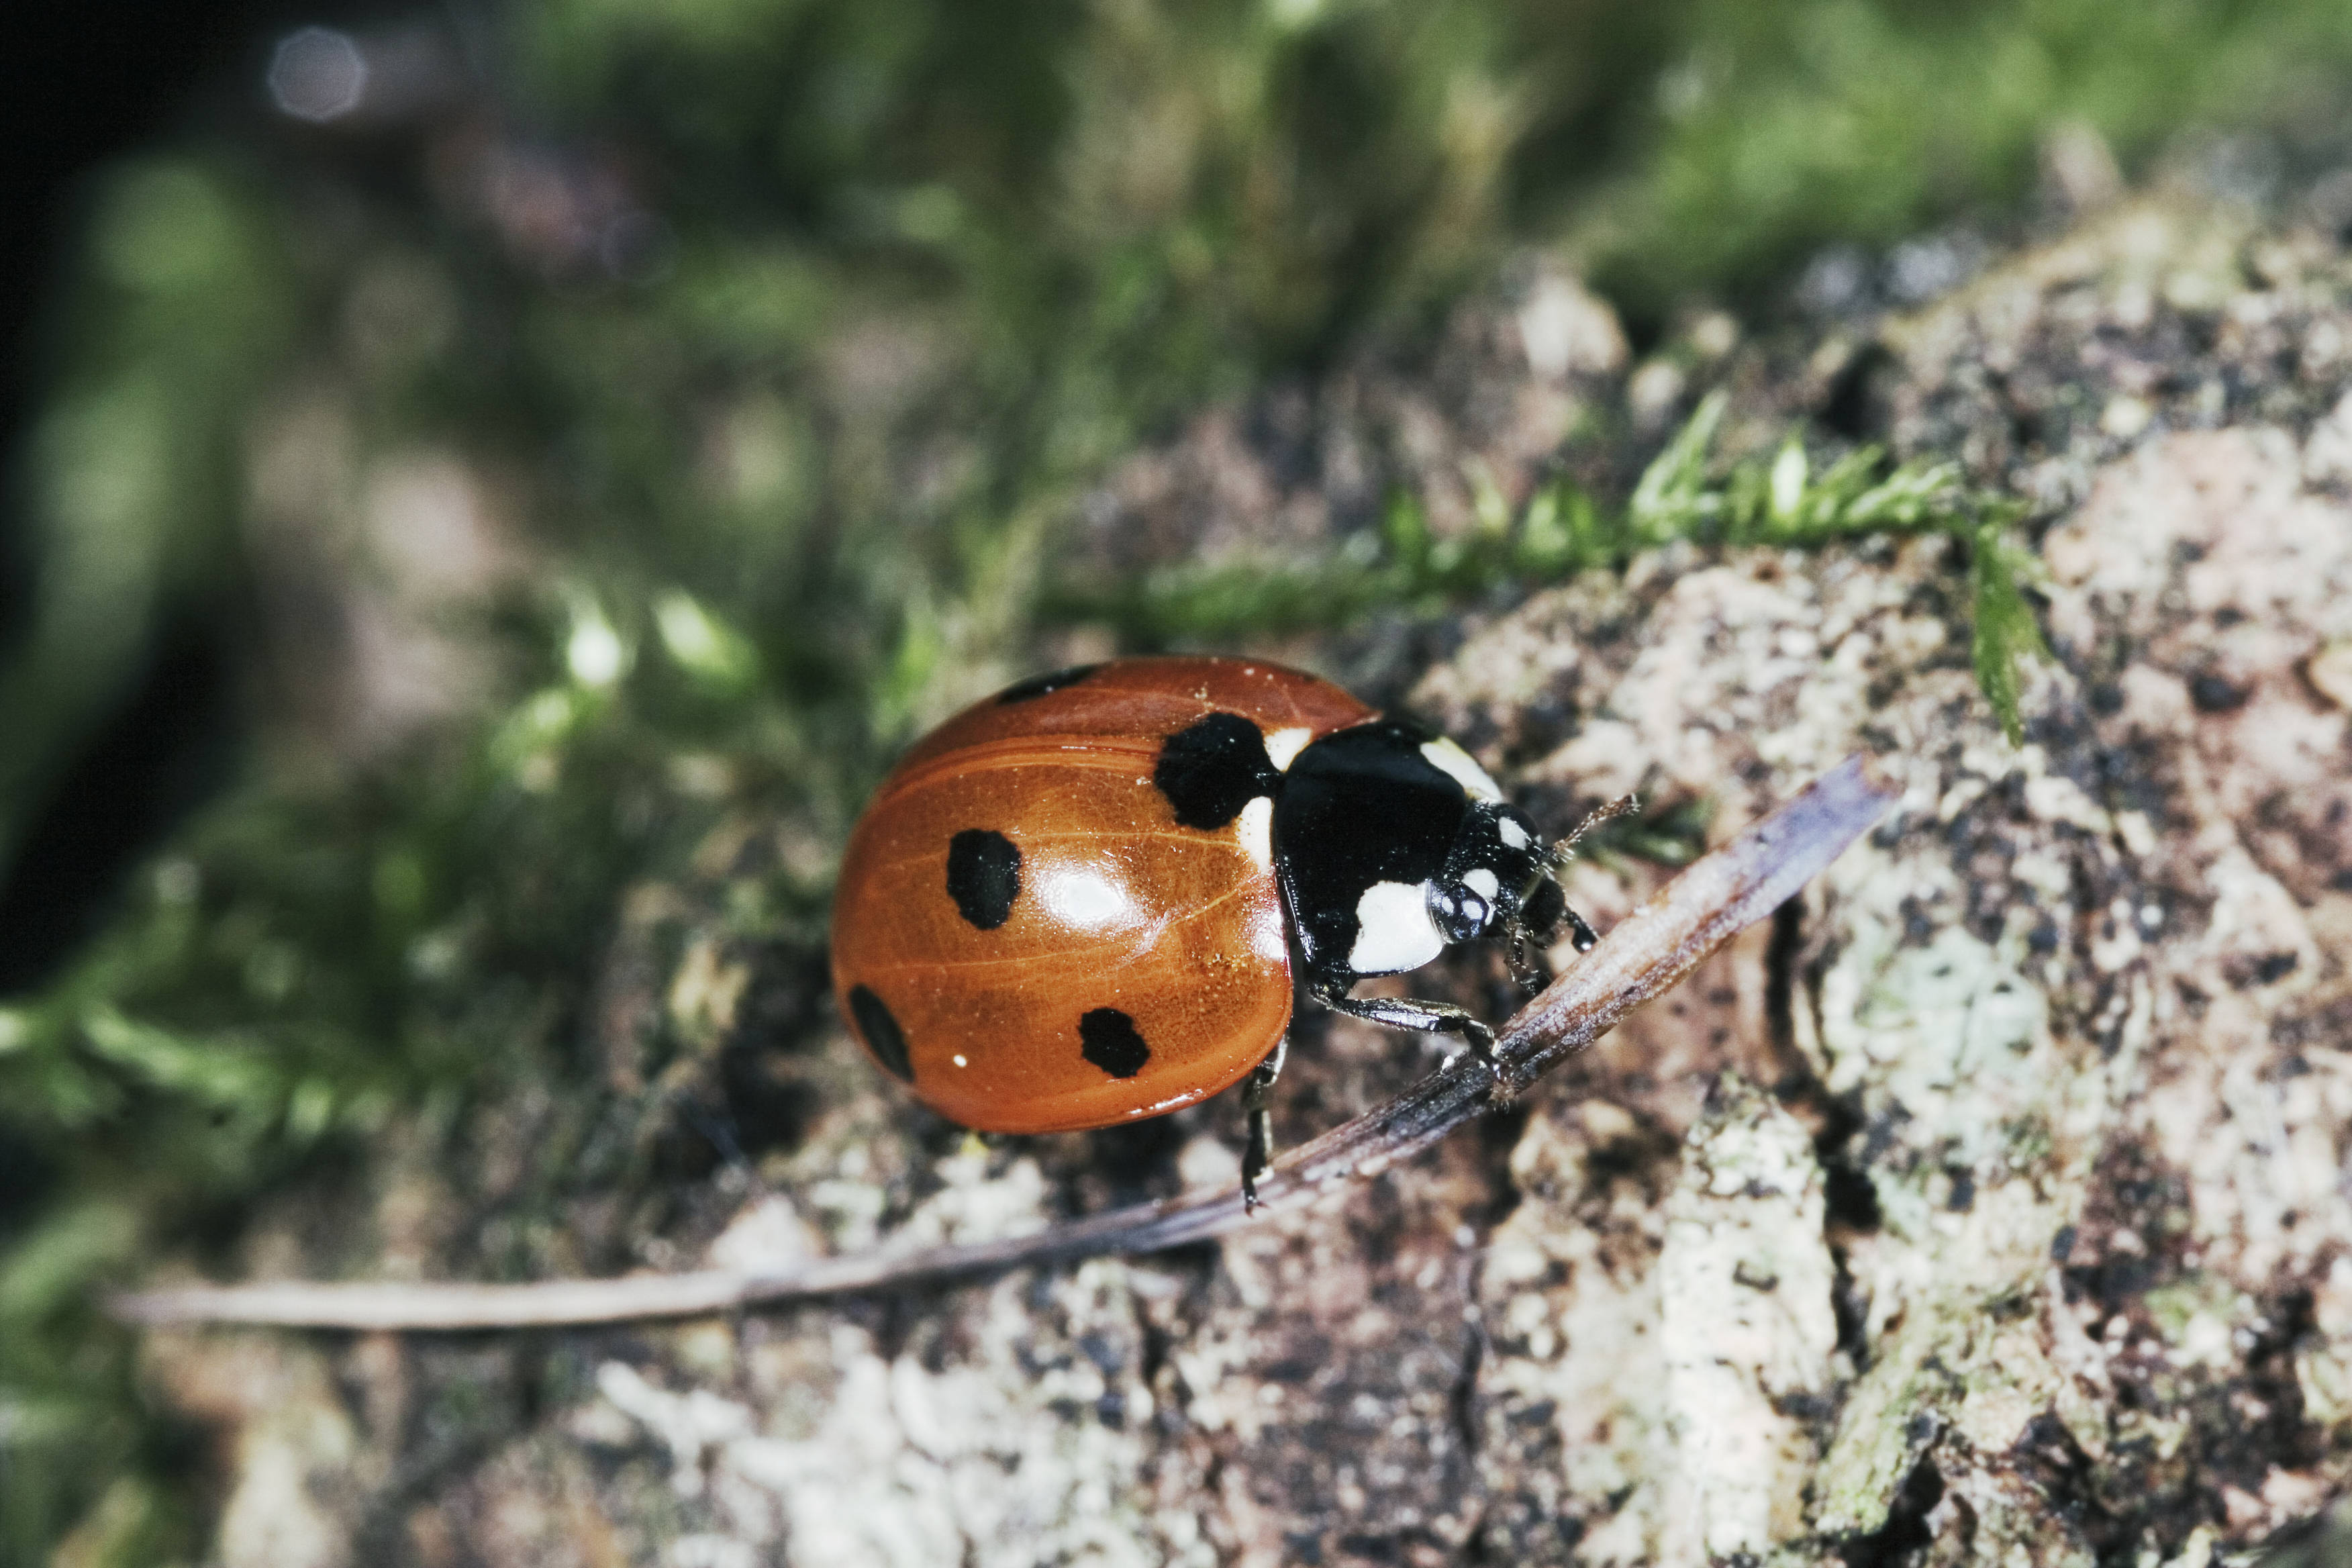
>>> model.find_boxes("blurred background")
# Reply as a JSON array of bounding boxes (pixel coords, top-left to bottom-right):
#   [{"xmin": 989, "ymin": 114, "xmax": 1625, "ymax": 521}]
[{"xmin": 3, "ymin": 0, "xmax": 2351, "ymax": 1559}]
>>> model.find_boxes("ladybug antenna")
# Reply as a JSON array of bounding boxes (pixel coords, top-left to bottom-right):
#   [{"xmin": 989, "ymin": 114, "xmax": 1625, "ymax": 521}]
[{"xmin": 1547, "ymin": 792, "xmax": 1641, "ymax": 869}]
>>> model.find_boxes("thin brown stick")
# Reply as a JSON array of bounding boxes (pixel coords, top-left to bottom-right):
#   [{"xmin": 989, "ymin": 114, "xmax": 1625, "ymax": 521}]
[{"xmin": 109, "ymin": 754, "xmax": 1897, "ymax": 1332}]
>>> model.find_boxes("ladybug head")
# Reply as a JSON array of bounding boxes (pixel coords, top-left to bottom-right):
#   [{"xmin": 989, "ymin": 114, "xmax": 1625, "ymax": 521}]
[{"xmin": 1425, "ymin": 803, "xmax": 1559, "ymax": 947}]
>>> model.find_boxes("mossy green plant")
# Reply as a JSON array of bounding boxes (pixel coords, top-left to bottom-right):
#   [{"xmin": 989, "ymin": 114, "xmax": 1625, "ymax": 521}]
[{"xmin": 1052, "ymin": 391, "xmax": 2049, "ymax": 742}]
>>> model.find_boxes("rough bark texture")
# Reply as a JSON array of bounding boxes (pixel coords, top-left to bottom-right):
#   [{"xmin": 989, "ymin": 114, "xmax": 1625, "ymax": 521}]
[{"xmin": 130, "ymin": 191, "xmax": 2352, "ymax": 1566}]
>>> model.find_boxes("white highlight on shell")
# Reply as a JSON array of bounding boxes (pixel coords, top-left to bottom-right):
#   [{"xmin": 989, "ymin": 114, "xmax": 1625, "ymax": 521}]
[
  {"xmin": 1235, "ymin": 797, "xmax": 1275, "ymax": 872},
  {"xmin": 1420, "ymin": 738, "xmax": 1504, "ymax": 802},
  {"xmin": 1497, "ymin": 816, "xmax": 1531, "ymax": 850},
  {"xmin": 952, "ymin": 1054, "xmax": 969, "ymax": 1068},
  {"xmin": 1039, "ymin": 867, "xmax": 1134, "ymax": 930},
  {"xmin": 1263, "ymin": 726, "xmax": 1314, "ymax": 771},
  {"xmin": 1247, "ymin": 901, "xmax": 1290, "ymax": 963},
  {"xmin": 1349, "ymin": 880, "xmax": 1445, "ymax": 974},
  {"xmin": 1464, "ymin": 868, "xmax": 1500, "ymax": 901}
]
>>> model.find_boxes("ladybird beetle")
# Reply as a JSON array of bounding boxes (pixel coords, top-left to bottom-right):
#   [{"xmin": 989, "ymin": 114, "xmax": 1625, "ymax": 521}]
[{"xmin": 828, "ymin": 656, "xmax": 1615, "ymax": 1200}]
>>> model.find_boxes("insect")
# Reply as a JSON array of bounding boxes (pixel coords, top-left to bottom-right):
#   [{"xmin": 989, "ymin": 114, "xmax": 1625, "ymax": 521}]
[{"xmin": 829, "ymin": 656, "xmax": 1623, "ymax": 1202}]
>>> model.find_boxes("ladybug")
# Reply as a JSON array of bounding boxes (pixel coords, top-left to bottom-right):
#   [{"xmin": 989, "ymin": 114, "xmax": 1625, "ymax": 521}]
[{"xmin": 828, "ymin": 656, "xmax": 1612, "ymax": 1199}]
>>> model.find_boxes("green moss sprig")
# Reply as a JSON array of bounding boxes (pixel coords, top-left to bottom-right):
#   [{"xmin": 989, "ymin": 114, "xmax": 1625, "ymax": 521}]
[{"xmin": 1050, "ymin": 391, "xmax": 2047, "ymax": 740}]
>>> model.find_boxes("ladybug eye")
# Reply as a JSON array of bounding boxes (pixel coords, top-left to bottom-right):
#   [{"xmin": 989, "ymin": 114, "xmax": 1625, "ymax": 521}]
[{"xmin": 1429, "ymin": 883, "xmax": 1491, "ymax": 943}]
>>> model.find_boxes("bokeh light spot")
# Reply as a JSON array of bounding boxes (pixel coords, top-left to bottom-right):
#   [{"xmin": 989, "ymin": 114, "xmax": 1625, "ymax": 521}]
[{"xmin": 268, "ymin": 26, "xmax": 368, "ymax": 122}]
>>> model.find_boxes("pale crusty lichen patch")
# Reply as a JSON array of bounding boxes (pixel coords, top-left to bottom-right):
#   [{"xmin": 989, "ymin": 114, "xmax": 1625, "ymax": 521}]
[
  {"xmin": 592, "ymin": 1259, "xmax": 1197, "ymax": 1568},
  {"xmin": 1657, "ymin": 1075, "xmax": 1837, "ymax": 1558},
  {"xmin": 1474, "ymin": 1101, "xmax": 1676, "ymax": 1564}
]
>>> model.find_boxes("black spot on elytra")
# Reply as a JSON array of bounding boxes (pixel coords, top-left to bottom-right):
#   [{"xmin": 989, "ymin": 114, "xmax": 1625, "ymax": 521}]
[
  {"xmin": 847, "ymin": 985, "xmax": 913, "ymax": 1082},
  {"xmin": 995, "ymin": 663, "xmax": 1101, "ymax": 704},
  {"xmin": 946, "ymin": 829, "xmax": 1022, "ymax": 929},
  {"xmin": 1079, "ymin": 1007, "xmax": 1150, "ymax": 1079},
  {"xmin": 1154, "ymin": 712, "xmax": 1279, "ymax": 830}
]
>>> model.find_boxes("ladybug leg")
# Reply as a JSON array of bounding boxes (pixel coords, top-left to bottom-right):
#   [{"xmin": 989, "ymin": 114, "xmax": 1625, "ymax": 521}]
[
  {"xmin": 1504, "ymin": 918, "xmax": 1557, "ymax": 990},
  {"xmin": 1534, "ymin": 791, "xmax": 1633, "ymax": 965},
  {"xmin": 1312, "ymin": 985, "xmax": 1511, "ymax": 1105},
  {"xmin": 1239, "ymin": 1036, "xmax": 1289, "ymax": 1210}
]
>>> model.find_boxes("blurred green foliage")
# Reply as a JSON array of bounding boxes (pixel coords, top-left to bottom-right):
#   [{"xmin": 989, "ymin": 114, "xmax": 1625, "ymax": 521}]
[
  {"xmin": 0, "ymin": 164, "xmax": 290, "ymax": 861},
  {"xmin": 5, "ymin": 0, "xmax": 2349, "ymax": 1558},
  {"xmin": 1575, "ymin": 0, "xmax": 2352, "ymax": 304}
]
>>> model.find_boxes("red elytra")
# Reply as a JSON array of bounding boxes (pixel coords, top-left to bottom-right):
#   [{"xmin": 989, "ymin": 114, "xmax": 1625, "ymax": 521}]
[{"xmin": 828, "ymin": 656, "xmax": 1371, "ymax": 1134}]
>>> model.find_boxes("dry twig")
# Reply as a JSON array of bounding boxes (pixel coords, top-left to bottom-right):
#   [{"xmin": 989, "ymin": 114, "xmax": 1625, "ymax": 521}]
[{"xmin": 110, "ymin": 754, "xmax": 1897, "ymax": 1331}]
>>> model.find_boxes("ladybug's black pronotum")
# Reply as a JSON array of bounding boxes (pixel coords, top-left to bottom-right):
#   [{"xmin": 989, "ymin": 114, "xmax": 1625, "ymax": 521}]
[{"xmin": 829, "ymin": 656, "xmax": 1616, "ymax": 1199}]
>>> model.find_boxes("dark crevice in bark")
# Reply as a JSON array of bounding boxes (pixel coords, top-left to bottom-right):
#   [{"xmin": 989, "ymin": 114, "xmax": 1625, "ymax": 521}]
[
  {"xmin": 1826, "ymin": 1250, "xmax": 1875, "ymax": 1373},
  {"xmin": 1471, "ymin": 1095, "xmax": 1533, "ymax": 1236},
  {"xmin": 1820, "ymin": 340, "xmax": 1900, "ymax": 443},
  {"xmin": 2010, "ymin": 1412, "xmax": 2127, "ymax": 1561},
  {"xmin": 1763, "ymin": 895, "xmax": 1806, "ymax": 1077},
  {"xmin": 1450, "ymin": 1300, "xmax": 1487, "ymax": 1470},
  {"xmin": 1837, "ymin": 1456, "xmax": 1943, "ymax": 1567}
]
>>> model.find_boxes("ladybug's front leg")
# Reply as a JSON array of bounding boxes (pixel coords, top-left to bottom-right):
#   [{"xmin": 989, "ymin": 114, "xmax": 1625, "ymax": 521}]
[
  {"xmin": 1238, "ymin": 1036, "xmax": 1289, "ymax": 1210},
  {"xmin": 1310, "ymin": 983, "xmax": 1510, "ymax": 1105}
]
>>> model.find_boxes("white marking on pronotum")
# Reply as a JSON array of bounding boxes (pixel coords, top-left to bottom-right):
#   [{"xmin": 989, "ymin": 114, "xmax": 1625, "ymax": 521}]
[
  {"xmin": 1349, "ymin": 881, "xmax": 1445, "ymax": 974},
  {"xmin": 1463, "ymin": 868, "xmax": 1499, "ymax": 901},
  {"xmin": 1420, "ymin": 738, "xmax": 1503, "ymax": 802},
  {"xmin": 1235, "ymin": 796, "xmax": 1275, "ymax": 873},
  {"xmin": 1496, "ymin": 816, "xmax": 1531, "ymax": 850},
  {"xmin": 1263, "ymin": 726, "xmax": 1314, "ymax": 771}
]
